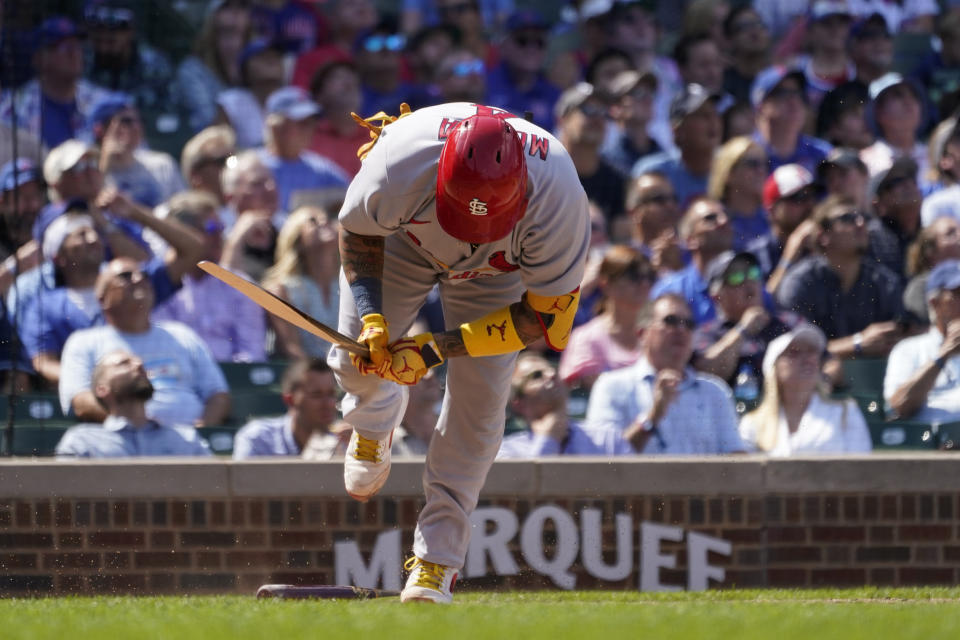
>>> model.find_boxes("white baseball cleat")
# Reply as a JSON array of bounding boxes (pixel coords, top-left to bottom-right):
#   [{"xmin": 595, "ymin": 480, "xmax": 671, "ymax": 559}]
[
  {"xmin": 344, "ymin": 430, "xmax": 392, "ymax": 502},
  {"xmin": 400, "ymin": 557, "xmax": 458, "ymax": 604}
]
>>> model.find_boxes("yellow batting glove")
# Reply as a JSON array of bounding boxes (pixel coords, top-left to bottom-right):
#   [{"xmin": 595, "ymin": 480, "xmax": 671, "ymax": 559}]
[
  {"xmin": 380, "ymin": 333, "xmax": 444, "ymax": 386},
  {"xmin": 351, "ymin": 313, "xmax": 390, "ymax": 375}
]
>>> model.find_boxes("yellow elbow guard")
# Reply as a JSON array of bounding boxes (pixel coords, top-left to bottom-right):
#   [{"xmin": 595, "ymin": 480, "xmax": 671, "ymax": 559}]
[
  {"xmin": 526, "ymin": 288, "xmax": 581, "ymax": 351},
  {"xmin": 460, "ymin": 305, "xmax": 526, "ymax": 357}
]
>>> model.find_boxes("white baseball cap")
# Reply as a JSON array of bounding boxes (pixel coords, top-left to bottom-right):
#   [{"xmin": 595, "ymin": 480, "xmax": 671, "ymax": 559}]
[
  {"xmin": 43, "ymin": 139, "xmax": 96, "ymax": 186},
  {"xmin": 762, "ymin": 324, "xmax": 827, "ymax": 380}
]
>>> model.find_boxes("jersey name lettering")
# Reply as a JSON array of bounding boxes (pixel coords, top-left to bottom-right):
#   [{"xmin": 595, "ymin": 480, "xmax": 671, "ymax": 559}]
[{"xmin": 437, "ymin": 112, "xmax": 550, "ymax": 161}]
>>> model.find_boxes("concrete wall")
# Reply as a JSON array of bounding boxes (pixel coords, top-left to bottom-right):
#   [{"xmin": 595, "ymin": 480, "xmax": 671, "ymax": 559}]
[{"xmin": 2, "ymin": 455, "xmax": 960, "ymax": 595}]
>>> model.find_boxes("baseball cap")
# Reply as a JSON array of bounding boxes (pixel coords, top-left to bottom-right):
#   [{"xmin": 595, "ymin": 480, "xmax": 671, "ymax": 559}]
[
  {"xmin": 928, "ymin": 260, "xmax": 960, "ymax": 298},
  {"xmin": 868, "ymin": 72, "xmax": 918, "ymax": 103},
  {"xmin": 670, "ymin": 83, "xmax": 720, "ymax": 126},
  {"xmin": 555, "ymin": 82, "xmax": 599, "ymax": 120},
  {"xmin": 751, "ymin": 65, "xmax": 806, "ymax": 108},
  {"xmin": 850, "ymin": 12, "xmax": 889, "ymax": 39},
  {"xmin": 0, "ymin": 159, "xmax": 42, "ymax": 193},
  {"xmin": 265, "ymin": 86, "xmax": 321, "ymax": 120},
  {"xmin": 705, "ymin": 250, "xmax": 761, "ymax": 293},
  {"xmin": 43, "ymin": 140, "xmax": 97, "ymax": 186},
  {"xmin": 88, "ymin": 94, "xmax": 135, "ymax": 130},
  {"xmin": 817, "ymin": 147, "xmax": 868, "ymax": 183},
  {"xmin": 762, "ymin": 323, "xmax": 827, "ymax": 379},
  {"xmin": 808, "ymin": 0, "xmax": 852, "ymax": 21},
  {"xmin": 33, "ymin": 16, "xmax": 84, "ymax": 49},
  {"xmin": 870, "ymin": 156, "xmax": 918, "ymax": 198},
  {"xmin": 505, "ymin": 9, "xmax": 549, "ymax": 32},
  {"xmin": 42, "ymin": 212, "xmax": 96, "ymax": 260},
  {"xmin": 238, "ymin": 39, "xmax": 277, "ymax": 69},
  {"xmin": 609, "ymin": 69, "xmax": 658, "ymax": 99},
  {"xmin": 763, "ymin": 164, "xmax": 815, "ymax": 209}
]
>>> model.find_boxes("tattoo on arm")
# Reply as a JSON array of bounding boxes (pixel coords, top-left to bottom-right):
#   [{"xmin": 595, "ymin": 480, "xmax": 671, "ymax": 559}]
[
  {"xmin": 431, "ymin": 299, "xmax": 554, "ymax": 360},
  {"xmin": 340, "ymin": 230, "xmax": 384, "ymax": 284}
]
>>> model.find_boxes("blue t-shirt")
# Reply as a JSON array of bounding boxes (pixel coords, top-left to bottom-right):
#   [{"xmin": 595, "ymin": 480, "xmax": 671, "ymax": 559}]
[
  {"xmin": 730, "ymin": 206, "xmax": 771, "ymax": 251},
  {"xmin": 40, "ymin": 94, "xmax": 80, "ymax": 149},
  {"xmin": 257, "ymin": 149, "xmax": 349, "ymax": 215},
  {"xmin": 650, "ymin": 262, "xmax": 715, "ymax": 325},
  {"xmin": 19, "ymin": 258, "xmax": 178, "ymax": 359},
  {"xmin": 758, "ymin": 133, "xmax": 832, "ymax": 175},
  {"xmin": 484, "ymin": 62, "xmax": 561, "ymax": 132},
  {"xmin": 631, "ymin": 150, "xmax": 708, "ymax": 209}
]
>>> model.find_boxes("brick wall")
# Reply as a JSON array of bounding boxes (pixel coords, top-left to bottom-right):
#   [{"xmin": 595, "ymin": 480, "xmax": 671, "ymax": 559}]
[{"xmin": 1, "ymin": 456, "xmax": 959, "ymax": 595}]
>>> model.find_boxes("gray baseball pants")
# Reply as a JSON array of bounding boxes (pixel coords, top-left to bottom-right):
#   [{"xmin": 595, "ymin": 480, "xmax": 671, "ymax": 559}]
[{"xmin": 328, "ymin": 235, "xmax": 523, "ymax": 569}]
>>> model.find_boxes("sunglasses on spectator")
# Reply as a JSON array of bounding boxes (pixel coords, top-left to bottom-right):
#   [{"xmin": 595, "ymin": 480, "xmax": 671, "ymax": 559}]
[
  {"xmin": 363, "ymin": 34, "xmax": 405, "ymax": 53},
  {"xmin": 724, "ymin": 265, "xmax": 762, "ymax": 287},
  {"xmin": 577, "ymin": 102, "xmax": 607, "ymax": 119},
  {"xmin": 827, "ymin": 211, "xmax": 865, "ymax": 227},
  {"xmin": 658, "ymin": 314, "xmax": 696, "ymax": 330},
  {"xmin": 450, "ymin": 59, "xmax": 484, "ymax": 77},
  {"xmin": 737, "ymin": 157, "xmax": 766, "ymax": 171},
  {"xmin": 700, "ymin": 211, "xmax": 725, "ymax": 224},
  {"xmin": 113, "ymin": 269, "xmax": 144, "ymax": 283},
  {"xmin": 512, "ymin": 34, "xmax": 546, "ymax": 49},
  {"xmin": 115, "ymin": 115, "xmax": 139, "ymax": 127},
  {"xmin": 638, "ymin": 192, "xmax": 677, "ymax": 207},
  {"xmin": 68, "ymin": 158, "xmax": 99, "ymax": 173},
  {"xmin": 629, "ymin": 87, "xmax": 654, "ymax": 101}
]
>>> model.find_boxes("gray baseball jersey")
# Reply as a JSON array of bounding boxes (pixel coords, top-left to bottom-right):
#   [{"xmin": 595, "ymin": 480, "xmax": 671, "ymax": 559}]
[
  {"xmin": 339, "ymin": 102, "xmax": 589, "ymax": 297},
  {"xmin": 329, "ymin": 102, "xmax": 590, "ymax": 571}
]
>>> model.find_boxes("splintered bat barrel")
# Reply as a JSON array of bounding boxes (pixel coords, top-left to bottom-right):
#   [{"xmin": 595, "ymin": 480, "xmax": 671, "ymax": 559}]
[{"xmin": 256, "ymin": 584, "xmax": 400, "ymax": 600}]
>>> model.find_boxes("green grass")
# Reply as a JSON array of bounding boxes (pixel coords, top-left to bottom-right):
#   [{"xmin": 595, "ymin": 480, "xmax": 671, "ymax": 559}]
[{"xmin": 3, "ymin": 588, "xmax": 960, "ymax": 640}]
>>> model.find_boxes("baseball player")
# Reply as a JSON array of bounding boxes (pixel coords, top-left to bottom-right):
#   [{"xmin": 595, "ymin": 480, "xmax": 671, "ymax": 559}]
[{"xmin": 329, "ymin": 102, "xmax": 589, "ymax": 603}]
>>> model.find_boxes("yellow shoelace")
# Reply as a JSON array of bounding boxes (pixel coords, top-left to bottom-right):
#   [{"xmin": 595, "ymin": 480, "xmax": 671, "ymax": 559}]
[
  {"xmin": 351, "ymin": 103, "xmax": 413, "ymax": 161},
  {"xmin": 353, "ymin": 434, "xmax": 382, "ymax": 463},
  {"xmin": 404, "ymin": 557, "xmax": 445, "ymax": 591}
]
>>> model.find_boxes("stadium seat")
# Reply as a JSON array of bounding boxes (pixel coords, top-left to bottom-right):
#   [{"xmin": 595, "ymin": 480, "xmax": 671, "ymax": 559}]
[
  {"xmin": 0, "ymin": 423, "xmax": 72, "ymax": 456},
  {"xmin": 229, "ymin": 391, "xmax": 287, "ymax": 421},
  {"xmin": 842, "ymin": 357, "xmax": 887, "ymax": 397},
  {"xmin": 201, "ymin": 424, "xmax": 243, "ymax": 456},
  {"xmin": 868, "ymin": 419, "xmax": 938, "ymax": 450},
  {"xmin": 935, "ymin": 421, "xmax": 960, "ymax": 450},
  {"xmin": 220, "ymin": 361, "xmax": 290, "ymax": 391}
]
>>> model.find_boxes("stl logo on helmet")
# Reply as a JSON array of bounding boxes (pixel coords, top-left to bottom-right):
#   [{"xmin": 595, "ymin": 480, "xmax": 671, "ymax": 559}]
[{"xmin": 468, "ymin": 198, "xmax": 488, "ymax": 216}]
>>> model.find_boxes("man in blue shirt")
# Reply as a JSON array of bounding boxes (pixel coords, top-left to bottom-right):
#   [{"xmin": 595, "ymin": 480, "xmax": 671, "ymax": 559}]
[
  {"xmin": 483, "ymin": 10, "xmax": 560, "ymax": 131},
  {"xmin": 0, "ymin": 17, "xmax": 114, "ymax": 149},
  {"xmin": 585, "ymin": 293, "xmax": 744, "ymax": 455},
  {"xmin": 55, "ymin": 350, "xmax": 211, "ymax": 458},
  {"xmin": 631, "ymin": 84, "xmax": 721, "ymax": 208},
  {"xmin": 497, "ymin": 353, "xmax": 603, "ymax": 458},
  {"xmin": 651, "ymin": 197, "xmax": 734, "ymax": 324},
  {"xmin": 234, "ymin": 358, "xmax": 345, "ymax": 460},
  {"xmin": 752, "ymin": 65, "xmax": 832, "ymax": 174},
  {"xmin": 257, "ymin": 86, "xmax": 349, "ymax": 220}
]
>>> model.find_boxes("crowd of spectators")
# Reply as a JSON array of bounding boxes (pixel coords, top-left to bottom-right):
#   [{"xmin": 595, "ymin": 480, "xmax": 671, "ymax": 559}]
[{"xmin": 5, "ymin": 0, "xmax": 960, "ymax": 459}]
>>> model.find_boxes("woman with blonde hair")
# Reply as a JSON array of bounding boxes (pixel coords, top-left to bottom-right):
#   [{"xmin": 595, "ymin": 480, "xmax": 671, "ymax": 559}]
[
  {"xmin": 262, "ymin": 206, "xmax": 340, "ymax": 359},
  {"xmin": 739, "ymin": 324, "xmax": 872, "ymax": 455},
  {"xmin": 708, "ymin": 136, "xmax": 770, "ymax": 250},
  {"xmin": 558, "ymin": 245, "xmax": 655, "ymax": 390}
]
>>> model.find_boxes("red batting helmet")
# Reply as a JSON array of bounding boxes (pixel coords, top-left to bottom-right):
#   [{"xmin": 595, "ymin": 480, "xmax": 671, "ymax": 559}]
[{"xmin": 435, "ymin": 114, "xmax": 528, "ymax": 243}]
